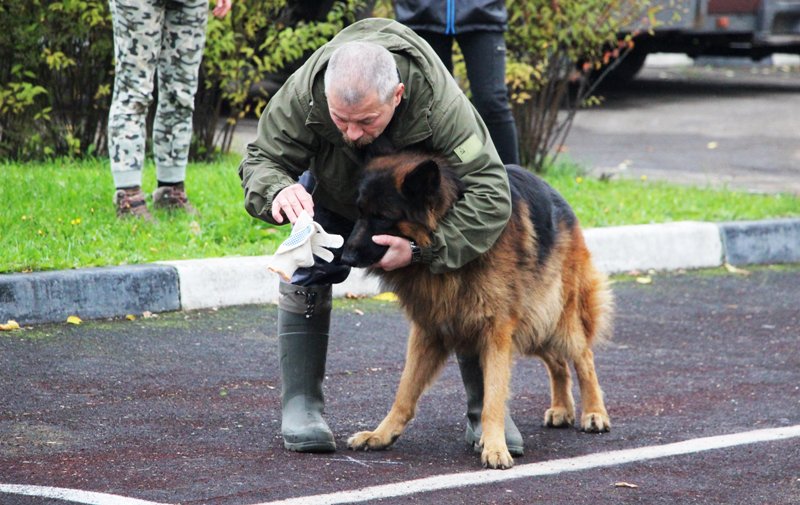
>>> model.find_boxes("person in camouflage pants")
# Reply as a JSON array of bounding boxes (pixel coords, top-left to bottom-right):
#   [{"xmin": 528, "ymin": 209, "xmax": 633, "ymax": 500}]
[{"xmin": 108, "ymin": 0, "xmax": 231, "ymax": 219}]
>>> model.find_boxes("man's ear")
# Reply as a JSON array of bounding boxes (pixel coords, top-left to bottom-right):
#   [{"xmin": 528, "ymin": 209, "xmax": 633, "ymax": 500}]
[
  {"xmin": 393, "ymin": 83, "xmax": 405, "ymax": 106},
  {"xmin": 401, "ymin": 159, "xmax": 440, "ymax": 203}
]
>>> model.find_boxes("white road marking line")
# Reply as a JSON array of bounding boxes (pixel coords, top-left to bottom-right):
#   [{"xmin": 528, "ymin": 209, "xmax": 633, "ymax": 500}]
[
  {"xmin": 0, "ymin": 484, "xmax": 170, "ymax": 505},
  {"xmin": 257, "ymin": 424, "xmax": 800, "ymax": 505},
  {"xmin": 1, "ymin": 425, "xmax": 797, "ymax": 505}
]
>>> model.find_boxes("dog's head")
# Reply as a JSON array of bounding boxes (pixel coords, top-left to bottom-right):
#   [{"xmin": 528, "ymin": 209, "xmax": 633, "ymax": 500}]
[{"xmin": 341, "ymin": 153, "xmax": 464, "ymax": 268}]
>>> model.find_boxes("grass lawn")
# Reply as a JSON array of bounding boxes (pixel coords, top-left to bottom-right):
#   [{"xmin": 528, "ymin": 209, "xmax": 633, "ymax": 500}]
[{"xmin": 2, "ymin": 156, "xmax": 798, "ymax": 274}]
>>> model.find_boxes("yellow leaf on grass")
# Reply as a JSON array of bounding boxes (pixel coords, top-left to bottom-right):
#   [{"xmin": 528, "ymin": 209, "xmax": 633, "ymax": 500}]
[
  {"xmin": 1, "ymin": 320, "xmax": 21, "ymax": 331},
  {"xmin": 66, "ymin": 315, "xmax": 82, "ymax": 325},
  {"xmin": 372, "ymin": 292, "xmax": 399, "ymax": 302},
  {"xmin": 724, "ymin": 263, "xmax": 751, "ymax": 275},
  {"xmin": 125, "ymin": 314, "xmax": 136, "ymax": 321},
  {"xmin": 635, "ymin": 276, "xmax": 652, "ymax": 285}
]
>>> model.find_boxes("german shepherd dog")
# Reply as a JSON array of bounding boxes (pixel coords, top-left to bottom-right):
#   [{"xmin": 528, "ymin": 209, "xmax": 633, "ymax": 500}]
[{"xmin": 340, "ymin": 152, "xmax": 613, "ymax": 469}]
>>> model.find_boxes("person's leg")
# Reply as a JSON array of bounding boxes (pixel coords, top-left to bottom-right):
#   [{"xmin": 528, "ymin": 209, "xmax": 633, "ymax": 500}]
[
  {"xmin": 151, "ymin": 0, "xmax": 207, "ymax": 209},
  {"xmin": 457, "ymin": 31, "xmax": 520, "ymax": 165},
  {"xmin": 414, "ymin": 30, "xmax": 455, "ymax": 73},
  {"xmin": 277, "ymin": 194, "xmax": 354, "ymax": 452},
  {"xmin": 108, "ymin": 0, "xmax": 164, "ymax": 218}
]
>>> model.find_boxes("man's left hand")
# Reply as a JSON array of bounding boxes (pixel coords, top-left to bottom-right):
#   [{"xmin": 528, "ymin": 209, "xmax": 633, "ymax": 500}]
[{"xmin": 372, "ymin": 235, "xmax": 413, "ymax": 271}]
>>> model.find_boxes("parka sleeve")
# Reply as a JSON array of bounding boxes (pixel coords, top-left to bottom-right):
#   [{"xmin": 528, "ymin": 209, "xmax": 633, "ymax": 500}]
[
  {"xmin": 237, "ymin": 76, "xmax": 320, "ymax": 225},
  {"xmin": 424, "ymin": 92, "xmax": 512, "ymax": 273}
]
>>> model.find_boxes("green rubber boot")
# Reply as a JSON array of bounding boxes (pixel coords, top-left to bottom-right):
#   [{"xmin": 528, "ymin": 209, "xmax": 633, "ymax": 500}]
[
  {"xmin": 278, "ymin": 282, "xmax": 336, "ymax": 452},
  {"xmin": 458, "ymin": 354, "xmax": 524, "ymax": 456}
]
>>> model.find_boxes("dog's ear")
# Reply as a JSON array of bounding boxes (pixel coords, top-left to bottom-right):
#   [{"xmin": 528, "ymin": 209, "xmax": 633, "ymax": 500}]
[{"xmin": 401, "ymin": 159, "xmax": 440, "ymax": 203}]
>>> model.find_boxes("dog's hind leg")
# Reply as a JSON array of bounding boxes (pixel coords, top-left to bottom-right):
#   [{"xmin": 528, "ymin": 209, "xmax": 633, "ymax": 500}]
[
  {"xmin": 348, "ymin": 323, "xmax": 448, "ymax": 452},
  {"xmin": 573, "ymin": 348, "xmax": 610, "ymax": 432},
  {"xmin": 478, "ymin": 318, "xmax": 516, "ymax": 469},
  {"xmin": 538, "ymin": 351, "xmax": 576, "ymax": 428}
]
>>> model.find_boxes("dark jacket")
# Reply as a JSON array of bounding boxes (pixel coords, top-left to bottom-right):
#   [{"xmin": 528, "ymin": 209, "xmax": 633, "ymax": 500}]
[
  {"xmin": 395, "ymin": 0, "xmax": 508, "ymax": 35},
  {"xmin": 238, "ymin": 18, "xmax": 511, "ymax": 274}
]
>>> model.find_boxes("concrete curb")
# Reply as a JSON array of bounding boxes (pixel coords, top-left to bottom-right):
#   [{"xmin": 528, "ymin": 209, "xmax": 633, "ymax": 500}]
[{"xmin": 2, "ymin": 218, "xmax": 798, "ymax": 325}]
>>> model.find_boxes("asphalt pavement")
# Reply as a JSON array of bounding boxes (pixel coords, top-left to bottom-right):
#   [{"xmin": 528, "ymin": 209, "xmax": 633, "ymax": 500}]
[
  {"xmin": 1, "ymin": 56, "xmax": 799, "ymax": 504},
  {"xmin": 1, "ymin": 267, "xmax": 799, "ymax": 504},
  {"xmin": 564, "ymin": 56, "xmax": 800, "ymax": 195}
]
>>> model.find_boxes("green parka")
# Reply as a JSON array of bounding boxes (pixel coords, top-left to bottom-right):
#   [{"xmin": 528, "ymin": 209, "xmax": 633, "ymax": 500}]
[{"xmin": 238, "ymin": 18, "xmax": 511, "ymax": 274}]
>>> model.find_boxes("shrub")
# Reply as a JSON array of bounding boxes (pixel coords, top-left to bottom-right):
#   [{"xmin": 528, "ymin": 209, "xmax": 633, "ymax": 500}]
[
  {"xmin": 0, "ymin": 1, "xmax": 113, "ymax": 159},
  {"xmin": 505, "ymin": 0, "xmax": 658, "ymax": 172}
]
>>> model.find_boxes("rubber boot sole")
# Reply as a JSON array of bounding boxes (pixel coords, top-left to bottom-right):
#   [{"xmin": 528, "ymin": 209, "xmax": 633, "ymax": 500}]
[{"xmin": 284, "ymin": 439, "xmax": 337, "ymax": 453}]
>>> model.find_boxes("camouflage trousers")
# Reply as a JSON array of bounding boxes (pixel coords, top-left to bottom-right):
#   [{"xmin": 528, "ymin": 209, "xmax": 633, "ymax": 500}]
[{"xmin": 108, "ymin": 0, "xmax": 208, "ymax": 188}]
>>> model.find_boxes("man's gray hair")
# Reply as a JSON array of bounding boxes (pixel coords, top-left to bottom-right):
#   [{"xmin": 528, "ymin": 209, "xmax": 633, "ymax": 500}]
[{"xmin": 324, "ymin": 41, "xmax": 400, "ymax": 105}]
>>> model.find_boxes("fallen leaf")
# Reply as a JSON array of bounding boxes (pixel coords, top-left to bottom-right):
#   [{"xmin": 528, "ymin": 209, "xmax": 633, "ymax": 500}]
[
  {"xmin": 724, "ymin": 263, "xmax": 751, "ymax": 275},
  {"xmin": 66, "ymin": 315, "xmax": 82, "ymax": 325},
  {"xmin": 125, "ymin": 314, "xmax": 136, "ymax": 321},
  {"xmin": 354, "ymin": 309, "xmax": 364, "ymax": 316},
  {"xmin": 614, "ymin": 482, "xmax": 639, "ymax": 489},
  {"xmin": 372, "ymin": 292, "xmax": 399, "ymax": 302},
  {"xmin": 635, "ymin": 276, "xmax": 652, "ymax": 285},
  {"xmin": 707, "ymin": 141, "xmax": 718, "ymax": 150},
  {"xmin": 1, "ymin": 320, "xmax": 20, "ymax": 331}
]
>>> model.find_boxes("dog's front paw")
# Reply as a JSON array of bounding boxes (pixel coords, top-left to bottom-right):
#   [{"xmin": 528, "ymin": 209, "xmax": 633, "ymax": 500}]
[
  {"xmin": 347, "ymin": 431, "xmax": 396, "ymax": 451},
  {"xmin": 543, "ymin": 407, "xmax": 575, "ymax": 428},
  {"xmin": 481, "ymin": 445, "xmax": 514, "ymax": 470},
  {"xmin": 581, "ymin": 412, "xmax": 611, "ymax": 433}
]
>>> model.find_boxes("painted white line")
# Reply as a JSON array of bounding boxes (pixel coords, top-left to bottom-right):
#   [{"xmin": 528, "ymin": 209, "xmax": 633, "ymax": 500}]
[
  {"xmin": 0, "ymin": 484, "xmax": 171, "ymax": 505},
  {"xmin": 256, "ymin": 424, "xmax": 800, "ymax": 505},
  {"xmin": 3, "ymin": 425, "xmax": 798, "ymax": 505}
]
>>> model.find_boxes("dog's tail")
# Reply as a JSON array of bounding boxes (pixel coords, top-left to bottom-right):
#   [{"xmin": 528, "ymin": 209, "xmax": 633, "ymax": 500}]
[{"xmin": 570, "ymin": 227, "xmax": 615, "ymax": 347}]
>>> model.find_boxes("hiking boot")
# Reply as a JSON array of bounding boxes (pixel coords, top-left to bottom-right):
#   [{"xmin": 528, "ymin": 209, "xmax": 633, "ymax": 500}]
[
  {"xmin": 114, "ymin": 187, "xmax": 153, "ymax": 221},
  {"xmin": 152, "ymin": 182, "xmax": 197, "ymax": 214}
]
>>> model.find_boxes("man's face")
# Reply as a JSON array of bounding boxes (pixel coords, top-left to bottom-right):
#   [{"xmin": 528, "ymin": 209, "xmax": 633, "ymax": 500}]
[{"xmin": 328, "ymin": 84, "xmax": 404, "ymax": 148}]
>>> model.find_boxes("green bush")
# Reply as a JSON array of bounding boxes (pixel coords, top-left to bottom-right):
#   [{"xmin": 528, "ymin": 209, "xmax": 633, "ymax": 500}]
[
  {"xmin": 505, "ymin": 0, "xmax": 658, "ymax": 172},
  {"xmin": 0, "ymin": 0, "xmax": 113, "ymax": 160}
]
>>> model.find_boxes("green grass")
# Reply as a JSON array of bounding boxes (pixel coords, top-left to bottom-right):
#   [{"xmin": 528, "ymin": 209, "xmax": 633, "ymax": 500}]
[
  {"xmin": 545, "ymin": 161, "xmax": 800, "ymax": 227},
  {"xmin": 1, "ymin": 156, "xmax": 286, "ymax": 274},
  {"xmin": 1, "ymin": 156, "xmax": 798, "ymax": 274}
]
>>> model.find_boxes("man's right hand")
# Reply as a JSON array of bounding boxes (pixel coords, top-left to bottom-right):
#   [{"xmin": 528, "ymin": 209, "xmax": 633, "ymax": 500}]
[{"xmin": 271, "ymin": 183, "xmax": 314, "ymax": 224}]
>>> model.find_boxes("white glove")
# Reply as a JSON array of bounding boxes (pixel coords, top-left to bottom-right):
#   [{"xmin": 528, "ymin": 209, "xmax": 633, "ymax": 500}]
[
  {"xmin": 268, "ymin": 210, "xmax": 344, "ymax": 281},
  {"xmin": 309, "ymin": 221, "xmax": 344, "ymax": 262}
]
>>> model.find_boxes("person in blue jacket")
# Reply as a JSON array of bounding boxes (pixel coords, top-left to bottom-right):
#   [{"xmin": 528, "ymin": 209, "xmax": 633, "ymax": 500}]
[{"xmin": 395, "ymin": 0, "xmax": 520, "ymax": 165}]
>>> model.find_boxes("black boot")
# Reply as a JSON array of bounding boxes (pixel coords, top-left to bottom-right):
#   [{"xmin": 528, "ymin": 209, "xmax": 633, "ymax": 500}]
[
  {"xmin": 457, "ymin": 354, "xmax": 524, "ymax": 456},
  {"xmin": 278, "ymin": 282, "xmax": 336, "ymax": 452}
]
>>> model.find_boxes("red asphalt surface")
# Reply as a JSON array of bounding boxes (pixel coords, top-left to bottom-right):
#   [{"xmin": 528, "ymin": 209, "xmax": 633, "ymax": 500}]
[{"xmin": 1, "ymin": 267, "xmax": 799, "ymax": 504}]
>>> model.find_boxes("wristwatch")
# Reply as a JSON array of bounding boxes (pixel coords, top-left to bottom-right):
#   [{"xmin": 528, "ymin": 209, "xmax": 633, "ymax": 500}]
[{"xmin": 409, "ymin": 240, "xmax": 423, "ymax": 264}]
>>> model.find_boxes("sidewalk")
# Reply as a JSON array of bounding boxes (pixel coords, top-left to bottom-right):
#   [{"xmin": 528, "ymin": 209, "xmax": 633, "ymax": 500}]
[{"xmin": 2, "ymin": 218, "xmax": 799, "ymax": 325}]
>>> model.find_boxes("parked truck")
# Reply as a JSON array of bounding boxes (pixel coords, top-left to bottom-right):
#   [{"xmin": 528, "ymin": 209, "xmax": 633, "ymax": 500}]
[{"xmin": 613, "ymin": 0, "xmax": 800, "ymax": 79}]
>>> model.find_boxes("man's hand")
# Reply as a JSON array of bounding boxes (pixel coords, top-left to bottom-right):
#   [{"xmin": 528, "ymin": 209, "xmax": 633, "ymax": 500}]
[
  {"xmin": 213, "ymin": 0, "xmax": 232, "ymax": 18},
  {"xmin": 272, "ymin": 183, "xmax": 314, "ymax": 224},
  {"xmin": 372, "ymin": 235, "xmax": 413, "ymax": 271}
]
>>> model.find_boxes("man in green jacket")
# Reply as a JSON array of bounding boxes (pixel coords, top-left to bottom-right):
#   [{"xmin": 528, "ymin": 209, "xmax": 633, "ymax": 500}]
[{"xmin": 239, "ymin": 18, "xmax": 522, "ymax": 455}]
